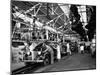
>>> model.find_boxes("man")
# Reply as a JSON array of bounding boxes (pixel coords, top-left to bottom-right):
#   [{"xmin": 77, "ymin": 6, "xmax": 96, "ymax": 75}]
[
  {"xmin": 67, "ymin": 42, "xmax": 71, "ymax": 55},
  {"xmin": 57, "ymin": 43, "xmax": 61, "ymax": 60},
  {"xmin": 80, "ymin": 43, "xmax": 84, "ymax": 54},
  {"xmin": 90, "ymin": 34, "xmax": 96, "ymax": 57}
]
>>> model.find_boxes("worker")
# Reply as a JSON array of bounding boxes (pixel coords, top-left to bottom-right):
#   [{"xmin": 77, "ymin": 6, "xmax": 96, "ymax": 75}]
[
  {"xmin": 57, "ymin": 43, "xmax": 61, "ymax": 60},
  {"xmin": 90, "ymin": 34, "xmax": 96, "ymax": 57},
  {"xmin": 80, "ymin": 43, "xmax": 85, "ymax": 54},
  {"xmin": 24, "ymin": 41, "xmax": 29, "ymax": 51},
  {"xmin": 67, "ymin": 42, "xmax": 71, "ymax": 55},
  {"xmin": 78, "ymin": 42, "xmax": 80, "ymax": 53}
]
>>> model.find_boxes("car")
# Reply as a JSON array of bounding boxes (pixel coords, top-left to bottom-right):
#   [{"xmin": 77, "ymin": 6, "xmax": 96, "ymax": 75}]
[
  {"xmin": 11, "ymin": 41, "xmax": 25, "ymax": 63},
  {"xmin": 70, "ymin": 41, "xmax": 78, "ymax": 53},
  {"xmin": 23, "ymin": 41, "xmax": 56, "ymax": 66},
  {"xmin": 61, "ymin": 44, "xmax": 67, "ymax": 55}
]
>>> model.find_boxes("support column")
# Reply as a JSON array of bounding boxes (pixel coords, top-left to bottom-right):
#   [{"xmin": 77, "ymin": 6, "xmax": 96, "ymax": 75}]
[
  {"xmin": 63, "ymin": 35, "xmax": 65, "ymax": 43},
  {"xmin": 57, "ymin": 33, "xmax": 61, "ymax": 60},
  {"xmin": 46, "ymin": 30, "xmax": 49, "ymax": 40},
  {"xmin": 57, "ymin": 44, "xmax": 61, "ymax": 60}
]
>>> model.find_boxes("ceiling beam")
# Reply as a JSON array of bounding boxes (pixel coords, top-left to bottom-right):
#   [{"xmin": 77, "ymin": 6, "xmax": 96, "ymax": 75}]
[
  {"xmin": 34, "ymin": 3, "xmax": 42, "ymax": 16},
  {"xmin": 29, "ymin": 2, "xmax": 47, "ymax": 16},
  {"xmin": 25, "ymin": 3, "xmax": 41, "ymax": 14}
]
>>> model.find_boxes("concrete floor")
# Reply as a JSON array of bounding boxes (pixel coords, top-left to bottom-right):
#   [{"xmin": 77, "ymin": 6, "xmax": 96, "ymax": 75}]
[{"xmin": 34, "ymin": 53, "xmax": 96, "ymax": 73}]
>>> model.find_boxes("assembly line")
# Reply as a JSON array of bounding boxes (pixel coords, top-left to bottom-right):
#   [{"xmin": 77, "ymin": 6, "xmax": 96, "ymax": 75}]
[{"xmin": 11, "ymin": 1, "xmax": 96, "ymax": 74}]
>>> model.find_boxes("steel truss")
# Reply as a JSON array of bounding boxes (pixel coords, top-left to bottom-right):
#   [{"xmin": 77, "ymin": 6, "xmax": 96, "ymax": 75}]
[{"xmin": 12, "ymin": 2, "xmax": 80, "ymax": 43}]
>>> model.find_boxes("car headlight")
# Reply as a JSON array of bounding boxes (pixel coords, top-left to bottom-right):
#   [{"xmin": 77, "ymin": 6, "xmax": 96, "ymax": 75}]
[
  {"xmin": 27, "ymin": 51, "xmax": 31, "ymax": 55},
  {"xmin": 38, "ymin": 51, "xmax": 41, "ymax": 55}
]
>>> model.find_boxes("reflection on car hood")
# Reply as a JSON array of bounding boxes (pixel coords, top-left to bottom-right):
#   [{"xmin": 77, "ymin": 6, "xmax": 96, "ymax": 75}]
[
  {"xmin": 29, "ymin": 42, "xmax": 38, "ymax": 51},
  {"xmin": 12, "ymin": 46, "xmax": 25, "ymax": 50}
]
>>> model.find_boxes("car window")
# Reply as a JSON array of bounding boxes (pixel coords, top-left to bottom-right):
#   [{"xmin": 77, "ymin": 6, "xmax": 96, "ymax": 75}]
[
  {"xmin": 34, "ymin": 43, "xmax": 43, "ymax": 51},
  {"xmin": 12, "ymin": 42, "xmax": 24, "ymax": 47},
  {"xmin": 34, "ymin": 43, "xmax": 47, "ymax": 51}
]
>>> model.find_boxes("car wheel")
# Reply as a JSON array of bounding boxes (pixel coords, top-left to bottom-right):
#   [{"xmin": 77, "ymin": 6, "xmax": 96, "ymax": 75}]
[{"xmin": 43, "ymin": 55, "xmax": 50, "ymax": 66}]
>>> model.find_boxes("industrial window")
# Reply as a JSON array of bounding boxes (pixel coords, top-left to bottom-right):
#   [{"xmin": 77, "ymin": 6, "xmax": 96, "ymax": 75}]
[{"xmin": 77, "ymin": 6, "xmax": 87, "ymax": 26}]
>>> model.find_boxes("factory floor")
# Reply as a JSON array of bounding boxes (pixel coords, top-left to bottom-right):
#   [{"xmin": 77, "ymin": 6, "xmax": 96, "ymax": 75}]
[
  {"xmin": 11, "ymin": 62, "xmax": 25, "ymax": 71},
  {"xmin": 33, "ymin": 53, "xmax": 96, "ymax": 73},
  {"xmin": 11, "ymin": 52, "xmax": 96, "ymax": 74}
]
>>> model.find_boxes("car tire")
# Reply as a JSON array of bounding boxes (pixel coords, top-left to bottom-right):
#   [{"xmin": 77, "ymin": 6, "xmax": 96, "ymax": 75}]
[{"xmin": 43, "ymin": 54, "xmax": 50, "ymax": 66}]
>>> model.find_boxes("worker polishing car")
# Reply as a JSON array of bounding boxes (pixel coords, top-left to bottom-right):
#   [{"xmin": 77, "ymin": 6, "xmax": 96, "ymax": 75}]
[{"xmin": 23, "ymin": 41, "xmax": 55, "ymax": 66}]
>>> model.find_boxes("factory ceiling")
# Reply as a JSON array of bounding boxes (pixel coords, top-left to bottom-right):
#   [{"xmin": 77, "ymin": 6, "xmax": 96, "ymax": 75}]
[{"xmin": 12, "ymin": 1, "xmax": 78, "ymax": 35}]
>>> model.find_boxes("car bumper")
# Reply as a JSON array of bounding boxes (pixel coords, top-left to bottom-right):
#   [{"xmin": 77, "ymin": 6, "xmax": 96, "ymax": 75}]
[{"xmin": 23, "ymin": 60, "xmax": 44, "ymax": 63}]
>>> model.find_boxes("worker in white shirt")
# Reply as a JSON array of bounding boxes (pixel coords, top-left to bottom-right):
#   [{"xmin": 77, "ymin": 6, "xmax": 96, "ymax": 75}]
[
  {"xmin": 57, "ymin": 43, "xmax": 61, "ymax": 60},
  {"xmin": 67, "ymin": 42, "xmax": 71, "ymax": 55},
  {"xmin": 80, "ymin": 43, "xmax": 84, "ymax": 54},
  {"xmin": 90, "ymin": 34, "xmax": 96, "ymax": 56}
]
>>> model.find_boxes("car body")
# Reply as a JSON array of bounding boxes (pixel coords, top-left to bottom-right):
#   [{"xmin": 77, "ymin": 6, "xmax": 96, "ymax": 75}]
[
  {"xmin": 11, "ymin": 41, "xmax": 25, "ymax": 63},
  {"xmin": 23, "ymin": 41, "xmax": 56, "ymax": 65},
  {"xmin": 61, "ymin": 44, "xmax": 67, "ymax": 55}
]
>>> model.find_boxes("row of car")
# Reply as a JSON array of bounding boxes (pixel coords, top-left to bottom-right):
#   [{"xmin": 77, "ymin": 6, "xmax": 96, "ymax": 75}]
[
  {"xmin": 12, "ymin": 39, "xmax": 96, "ymax": 66},
  {"xmin": 12, "ymin": 40, "xmax": 77, "ymax": 65}
]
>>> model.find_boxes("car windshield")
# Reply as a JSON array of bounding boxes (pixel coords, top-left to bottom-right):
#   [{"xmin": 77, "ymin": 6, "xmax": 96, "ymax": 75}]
[
  {"xmin": 34, "ymin": 43, "xmax": 43, "ymax": 51},
  {"xmin": 34, "ymin": 43, "xmax": 46, "ymax": 51},
  {"xmin": 12, "ymin": 42, "xmax": 24, "ymax": 47}
]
